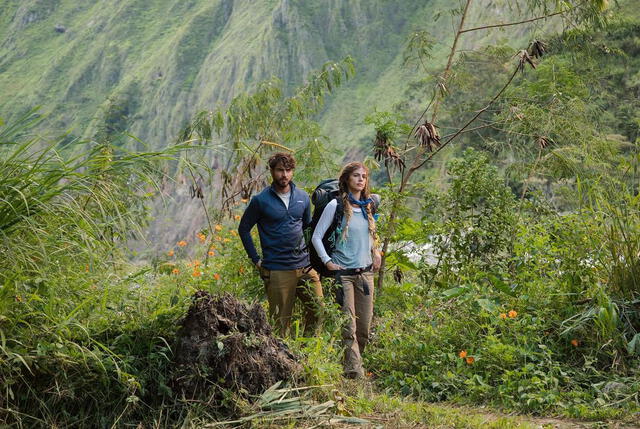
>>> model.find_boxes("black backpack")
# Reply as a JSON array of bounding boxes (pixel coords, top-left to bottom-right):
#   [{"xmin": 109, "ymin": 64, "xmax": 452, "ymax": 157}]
[{"xmin": 305, "ymin": 179, "xmax": 379, "ymax": 278}]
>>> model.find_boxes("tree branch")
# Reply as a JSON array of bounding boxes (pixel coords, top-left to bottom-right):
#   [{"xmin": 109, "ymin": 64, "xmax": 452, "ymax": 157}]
[{"xmin": 459, "ymin": 10, "xmax": 565, "ymax": 34}]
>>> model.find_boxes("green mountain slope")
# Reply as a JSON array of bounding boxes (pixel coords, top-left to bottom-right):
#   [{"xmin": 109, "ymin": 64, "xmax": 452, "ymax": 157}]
[{"xmin": 0, "ymin": 0, "xmax": 558, "ymax": 150}]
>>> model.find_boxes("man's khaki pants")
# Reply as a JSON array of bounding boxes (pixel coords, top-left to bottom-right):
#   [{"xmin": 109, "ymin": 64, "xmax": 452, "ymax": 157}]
[
  {"xmin": 259, "ymin": 266, "xmax": 323, "ymax": 336},
  {"xmin": 337, "ymin": 271, "xmax": 374, "ymax": 378}
]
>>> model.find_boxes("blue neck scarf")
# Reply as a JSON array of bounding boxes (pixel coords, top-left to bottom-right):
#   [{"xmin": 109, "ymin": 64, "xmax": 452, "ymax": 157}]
[{"xmin": 348, "ymin": 193, "xmax": 373, "ymax": 220}]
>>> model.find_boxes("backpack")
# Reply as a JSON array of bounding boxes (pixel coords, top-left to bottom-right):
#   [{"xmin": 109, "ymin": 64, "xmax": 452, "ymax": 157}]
[{"xmin": 305, "ymin": 179, "xmax": 379, "ymax": 278}]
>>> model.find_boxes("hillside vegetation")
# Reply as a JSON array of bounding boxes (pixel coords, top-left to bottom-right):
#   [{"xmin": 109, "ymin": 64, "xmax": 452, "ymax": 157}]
[
  {"xmin": 1, "ymin": 0, "xmax": 556, "ymax": 149},
  {"xmin": 1, "ymin": 0, "xmax": 640, "ymax": 428}
]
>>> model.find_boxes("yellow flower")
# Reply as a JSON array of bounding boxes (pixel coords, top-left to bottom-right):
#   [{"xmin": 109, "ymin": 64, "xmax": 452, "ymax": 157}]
[
  {"xmin": 215, "ymin": 224, "xmax": 223, "ymax": 232},
  {"xmin": 458, "ymin": 350, "xmax": 467, "ymax": 359},
  {"xmin": 223, "ymin": 238, "xmax": 231, "ymax": 243},
  {"xmin": 177, "ymin": 240, "xmax": 187, "ymax": 247},
  {"xmin": 508, "ymin": 310, "xmax": 518, "ymax": 318},
  {"xmin": 231, "ymin": 230, "xmax": 238, "ymax": 237},
  {"xmin": 499, "ymin": 313, "xmax": 507, "ymax": 320}
]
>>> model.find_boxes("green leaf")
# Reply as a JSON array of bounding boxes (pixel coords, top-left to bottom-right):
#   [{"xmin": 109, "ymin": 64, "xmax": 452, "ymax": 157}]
[
  {"xmin": 488, "ymin": 274, "xmax": 516, "ymax": 297},
  {"xmin": 476, "ymin": 298, "xmax": 499, "ymax": 313},
  {"xmin": 627, "ymin": 333, "xmax": 640, "ymax": 356},
  {"xmin": 441, "ymin": 286, "xmax": 467, "ymax": 298}
]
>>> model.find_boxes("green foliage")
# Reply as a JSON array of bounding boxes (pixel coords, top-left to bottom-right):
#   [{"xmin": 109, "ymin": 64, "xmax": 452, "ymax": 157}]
[{"xmin": 367, "ymin": 149, "xmax": 640, "ymax": 416}]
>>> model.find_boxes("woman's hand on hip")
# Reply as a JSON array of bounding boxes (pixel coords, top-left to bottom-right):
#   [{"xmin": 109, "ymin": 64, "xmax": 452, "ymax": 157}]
[{"xmin": 326, "ymin": 261, "xmax": 344, "ymax": 271}]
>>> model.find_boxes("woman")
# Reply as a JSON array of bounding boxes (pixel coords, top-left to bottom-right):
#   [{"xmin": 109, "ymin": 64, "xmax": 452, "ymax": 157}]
[{"xmin": 312, "ymin": 162, "xmax": 381, "ymax": 379}]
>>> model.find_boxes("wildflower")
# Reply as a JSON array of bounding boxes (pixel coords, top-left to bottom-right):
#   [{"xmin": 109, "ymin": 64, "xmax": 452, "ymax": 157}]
[
  {"xmin": 241, "ymin": 198, "xmax": 248, "ymax": 203},
  {"xmin": 215, "ymin": 236, "xmax": 222, "ymax": 242},
  {"xmin": 499, "ymin": 313, "xmax": 507, "ymax": 320},
  {"xmin": 208, "ymin": 250, "xmax": 215, "ymax": 256},
  {"xmin": 231, "ymin": 230, "xmax": 238, "ymax": 237},
  {"xmin": 186, "ymin": 262, "xmax": 192, "ymax": 267},
  {"xmin": 239, "ymin": 267, "xmax": 245, "ymax": 274},
  {"xmin": 168, "ymin": 250, "xmax": 174, "ymax": 257},
  {"xmin": 178, "ymin": 240, "xmax": 187, "ymax": 247},
  {"xmin": 458, "ymin": 350, "xmax": 467, "ymax": 359},
  {"xmin": 172, "ymin": 268, "xmax": 179, "ymax": 274},
  {"xmin": 508, "ymin": 310, "xmax": 518, "ymax": 318},
  {"xmin": 197, "ymin": 233, "xmax": 206, "ymax": 243},
  {"xmin": 85, "ymin": 265, "xmax": 89, "ymax": 272},
  {"xmin": 193, "ymin": 260, "xmax": 201, "ymax": 267},
  {"xmin": 571, "ymin": 339, "xmax": 579, "ymax": 347},
  {"xmin": 213, "ymin": 273, "xmax": 221, "ymax": 281},
  {"xmin": 234, "ymin": 215, "xmax": 241, "ymax": 221},
  {"xmin": 215, "ymin": 224, "xmax": 223, "ymax": 232},
  {"xmin": 465, "ymin": 356, "xmax": 475, "ymax": 365},
  {"xmin": 223, "ymin": 238, "xmax": 231, "ymax": 243},
  {"xmin": 192, "ymin": 270, "xmax": 201, "ymax": 277}
]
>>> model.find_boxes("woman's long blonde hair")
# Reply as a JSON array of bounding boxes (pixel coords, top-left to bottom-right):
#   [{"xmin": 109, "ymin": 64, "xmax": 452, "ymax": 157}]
[{"xmin": 338, "ymin": 162, "xmax": 376, "ymax": 240}]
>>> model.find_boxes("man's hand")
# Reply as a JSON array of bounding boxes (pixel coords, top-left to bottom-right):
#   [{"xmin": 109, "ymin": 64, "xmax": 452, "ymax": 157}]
[
  {"xmin": 372, "ymin": 250, "xmax": 381, "ymax": 272},
  {"xmin": 326, "ymin": 261, "xmax": 344, "ymax": 271}
]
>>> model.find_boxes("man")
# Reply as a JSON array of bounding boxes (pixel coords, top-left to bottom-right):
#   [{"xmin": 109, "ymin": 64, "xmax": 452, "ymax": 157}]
[{"xmin": 238, "ymin": 152, "xmax": 323, "ymax": 336}]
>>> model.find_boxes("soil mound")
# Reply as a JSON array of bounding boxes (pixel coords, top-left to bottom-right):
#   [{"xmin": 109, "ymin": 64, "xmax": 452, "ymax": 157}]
[{"xmin": 172, "ymin": 291, "xmax": 301, "ymax": 397}]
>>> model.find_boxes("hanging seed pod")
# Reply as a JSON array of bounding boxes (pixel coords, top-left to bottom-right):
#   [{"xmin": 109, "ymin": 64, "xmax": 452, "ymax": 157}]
[
  {"xmin": 393, "ymin": 267, "xmax": 404, "ymax": 283},
  {"xmin": 536, "ymin": 136, "xmax": 553, "ymax": 149},
  {"xmin": 516, "ymin": 50, "xmax": 536, "ymax": 72},
  {"xmin": 528, "ymin": 40, "xmax": 547, "ymax": 59},
  {"xmin": 373, "ymin": 130, "xmax": 391, "ymax": 162},
  {"xmin": 414, "ymin": 121, "xmax": 441, "ymax": 152},
  {"xmin": 190, "ymin": 178, "xmax": 204, "ymax": 199}
]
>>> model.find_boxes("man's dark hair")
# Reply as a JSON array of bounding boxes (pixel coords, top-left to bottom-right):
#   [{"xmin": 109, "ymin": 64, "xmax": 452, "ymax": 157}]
[{"xmin": 268, "ymin": 152, "xmax": 296, "ymax": 170}]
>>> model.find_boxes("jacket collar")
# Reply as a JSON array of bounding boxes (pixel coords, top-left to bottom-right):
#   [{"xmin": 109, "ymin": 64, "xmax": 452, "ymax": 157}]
[{"xmin": 270, "ymin": 181, "xmax": 296, "ymax": 195}]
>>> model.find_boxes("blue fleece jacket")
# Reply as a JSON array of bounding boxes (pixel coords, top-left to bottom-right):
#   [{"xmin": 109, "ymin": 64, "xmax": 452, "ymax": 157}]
[{"xmin": 238, "ymin": 182, "xmax": 311, "ymax": 270}]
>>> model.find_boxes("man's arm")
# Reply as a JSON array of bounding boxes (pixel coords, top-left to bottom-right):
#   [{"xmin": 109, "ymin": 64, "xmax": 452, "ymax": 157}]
[{"xmin": 238, "ymin": 197, "xmax": 261, "ymax": 265}]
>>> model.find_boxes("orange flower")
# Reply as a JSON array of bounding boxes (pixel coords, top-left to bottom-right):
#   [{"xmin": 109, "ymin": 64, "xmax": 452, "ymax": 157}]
[
  {"xmin": 234, "ymin": 214, "xmax": 241, "ymax": 221},
  {"xmin": 168, "ymin": 250, "xmax": 175, "ymax": 257},
  {"xmin": 197, "ymin": 233, "xmax": 206, "ymax": 243},
  {"xmin": 215, "ymin": 236, "xmax": 222, "ymax": 242},
  {"xmin": 241, "ymin": 198, "xmax": 248, "ymax": 203},
  {"xmin": 215, "ymin": 224, "xmax": 223, "ymax": 232},
  {"xmin": 499, "ymin": 313, "xmax": 507, "ymax": 320},
  {"xmin": 193, "ymin": 260, "xmax": 201, "ymax": 267},
  {"xmin": 192, "ymin": 270, "xmax": 201, "ymax": 277},
  {"xmin": 571, "ymin": 339, "xmax": 579, "ymax": 347},
  {"xmin": 508, "ymin": 310, "xmax": 518, "ymax": 318},
  {"xmin": 177, "ymin": 240, "xmax": 187, "ymax": 247},
  {"xmin": 465, "ymin": 356, "xmax": 475, "ymax": 365},
  {"xmin": 208, "ymin": 250, "xmax": 215, "ymax": 256},
  {"xmin": 172, "ymin": 268, "xmax": 180, "ymax": 274},
  {"xmin": 223, "ymin": 238, "xmax": 231, "ymax": 243},
  {"xmin": 458, "ymin": 350, "xmax": 467, "ymax": 359},
  {"xmin": 231, "ymin": 230, "xmax": 238, "ymax": 237},
  {"xmin": 239, "ymin": 267, "xmax": 245, "ymax": 274},
  {"xmin": 213, "ymin": 273, "xmax": 221, "ymax": 281},
  {"xmin": 186, "ymin": 262, "xmax": 192, "ymax": 267}
]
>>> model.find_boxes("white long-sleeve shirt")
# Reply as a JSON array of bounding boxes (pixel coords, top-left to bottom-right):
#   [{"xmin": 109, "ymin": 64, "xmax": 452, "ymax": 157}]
[{"xmin": 311, "ymin": 199, "xmax": 372, "ymax": 268}]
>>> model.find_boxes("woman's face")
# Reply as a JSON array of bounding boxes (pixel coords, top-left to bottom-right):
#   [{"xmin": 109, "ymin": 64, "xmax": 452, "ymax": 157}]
[{"xmin": 347, "ymin": 167, "xmax": 367, "ymax": 194}]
